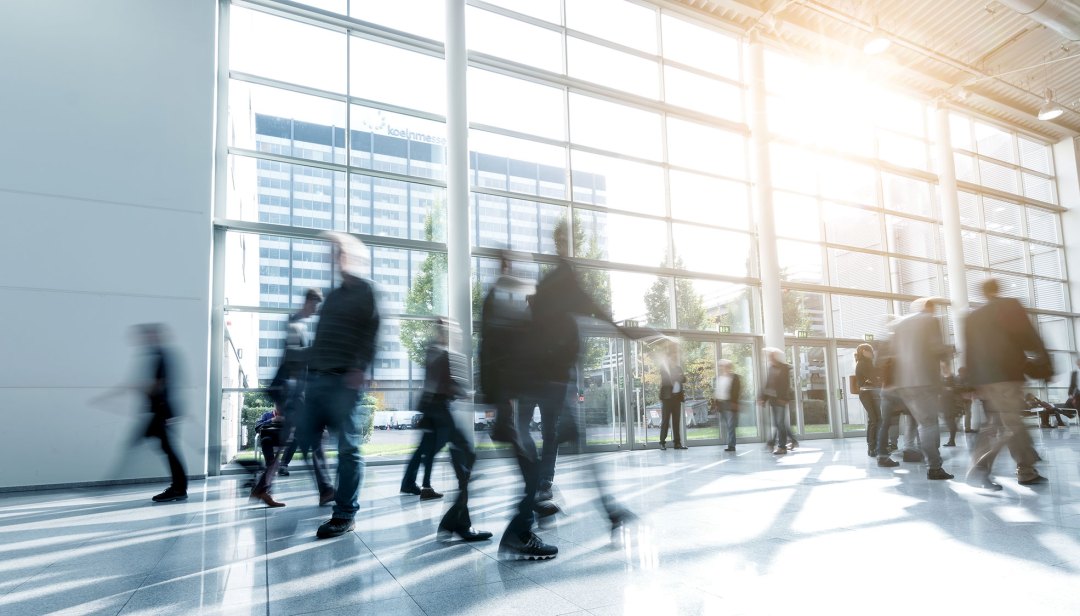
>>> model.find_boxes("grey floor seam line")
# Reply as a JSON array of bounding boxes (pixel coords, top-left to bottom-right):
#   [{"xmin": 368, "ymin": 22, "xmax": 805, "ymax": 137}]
[{"xmin": 114, "ymin": 510, "xmax": 198, "ymax": 616}]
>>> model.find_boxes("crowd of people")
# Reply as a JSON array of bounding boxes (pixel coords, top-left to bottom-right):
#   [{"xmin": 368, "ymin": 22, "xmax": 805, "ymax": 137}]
[{"xmin": 127, "ymin": 228, "xmax": 1079, "ymax": 561}]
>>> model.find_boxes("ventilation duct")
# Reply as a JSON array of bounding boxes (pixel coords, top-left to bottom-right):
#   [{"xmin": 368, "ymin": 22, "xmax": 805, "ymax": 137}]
[{"xmin": 998, "ymin": 0, "xmax": 1080, "ymax": 41}]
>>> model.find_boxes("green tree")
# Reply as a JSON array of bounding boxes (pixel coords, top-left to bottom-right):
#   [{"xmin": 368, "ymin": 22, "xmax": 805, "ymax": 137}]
[{"xmin": 400, "ymin": 202, "xmax": 482, "ymax": 366}]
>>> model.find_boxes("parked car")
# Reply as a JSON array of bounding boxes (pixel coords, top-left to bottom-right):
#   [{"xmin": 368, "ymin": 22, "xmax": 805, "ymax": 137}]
[{"xmin": 372, "ymin": 411, "xmax": 395, "ymax": 430}]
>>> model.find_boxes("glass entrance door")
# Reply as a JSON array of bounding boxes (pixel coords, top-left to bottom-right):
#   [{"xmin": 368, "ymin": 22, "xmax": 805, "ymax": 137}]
[
  {"xmin": 835, "ymin": 345, "xmax": 867, "ymax": 435},
  {"xmin": 786, "ymin": 343, "xmax": 835, "ymax": 437},
  {"xmin": 580, "ymin": 336, "xmax": 628, "ymax": 450}
]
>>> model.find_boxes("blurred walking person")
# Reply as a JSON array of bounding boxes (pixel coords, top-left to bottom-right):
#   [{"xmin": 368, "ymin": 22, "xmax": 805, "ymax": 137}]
[
  {"xmin": 874, "ymin": 298, "xmax": 953, "ymax": 480},
  {"xmin": 302, "ymin": 232, "xmax": 381, "ymax": 539},
  {"xmin": 658, "ymin": 342, "xmax": 687, "ymax": 450},
  {"xmin": 854, "ymin": 344, "xmax": 881, "ymax": 457},
  {"xmin": 275, "ymin": 288, "xmax": 322, "ymax": 477},
  {"xmin": 714, "ymin": 360, "xmax": 741, "ymax": 452},
  {"xmin": 500, "ymin": 219, "xmax": 634, "ymax": 560},
  {"xmin": 760, "ymin": 348, "xmax": 793, "ymax": 455},
  {"xmin": 964, "ymin": 278, "xmax": 1051, "ymax": 490}
]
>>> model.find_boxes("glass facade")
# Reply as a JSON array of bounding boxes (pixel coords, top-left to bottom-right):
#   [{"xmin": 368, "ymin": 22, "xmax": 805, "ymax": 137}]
[{"xmin": 215, "ymin": 0, "xmax": 1076, "ymax": 467}]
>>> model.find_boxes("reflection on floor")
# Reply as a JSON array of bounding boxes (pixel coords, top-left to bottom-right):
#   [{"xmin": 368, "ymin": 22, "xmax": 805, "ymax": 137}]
[{"xmin": 3, "ymin": 430, "xmax": 1080, "ymax": 615}]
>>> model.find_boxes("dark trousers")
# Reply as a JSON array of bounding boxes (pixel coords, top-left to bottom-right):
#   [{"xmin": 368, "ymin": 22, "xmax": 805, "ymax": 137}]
[
  {"xmin": 519, "ymin": 381, "xmax": 568, "ymax": 489},
  {"xmin": 402, "ymin": 427, "xmax": 441, "ymax": 489},
  {"xmin": 252, "ymin": 426, "xmax": 284, "ymax": 495},
  {"xmin": 859, "ymin": 390, "xmax": 881, "ymax": 451},
  {"xmin": 299, "ymin": 373, "xmax": 363, "ymax": 520},
  {"xmin": 147, "ymin": 415, "xmax": 187, "ymax": 492},
  {"xmin": 660, "ymin": 397, "xmax": 682, "ymax": 446}
]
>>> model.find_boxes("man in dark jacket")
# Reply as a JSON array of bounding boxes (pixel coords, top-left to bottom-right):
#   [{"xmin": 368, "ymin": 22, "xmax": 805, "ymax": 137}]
[
  {"xmin": 714, "ymin": 359, "xmax": 742, "ymax": 452},
  {"xmin": 964, "ymin": 278, "xmax": 1050, "ymax": 489},
  {"xmin": 658, "ymin": 342, "xmax": 687, "ymax": 450},
  {"xmin": 303, "ymin": 233, "xmax": 381, "ymax": 539}
]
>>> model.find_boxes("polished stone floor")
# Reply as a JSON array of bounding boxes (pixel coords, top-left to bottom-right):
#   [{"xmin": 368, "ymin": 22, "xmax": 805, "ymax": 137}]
[{"xmin": 3, "ymin": 428, "xmax": 1080, "ymax": 616}]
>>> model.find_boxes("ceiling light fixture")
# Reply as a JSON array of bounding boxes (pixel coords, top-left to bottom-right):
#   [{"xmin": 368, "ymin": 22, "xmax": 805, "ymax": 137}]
[
  {"xmin": 1038, "ymin": 88, "xmax": 1064, "ymax": 121},
  {"xmin": 863, "ymin": 18, "xmax": 891, "ymax": 55}
]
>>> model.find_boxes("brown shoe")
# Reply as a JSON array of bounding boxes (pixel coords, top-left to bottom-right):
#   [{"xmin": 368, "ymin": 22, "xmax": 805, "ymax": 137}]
[
  {"xmin": 251, "ymin": 491, "xmax": 286, "ymax": 508},
  {"xmin": 319, "ymin": 488, "xmax": 336, "ymax": 506}
]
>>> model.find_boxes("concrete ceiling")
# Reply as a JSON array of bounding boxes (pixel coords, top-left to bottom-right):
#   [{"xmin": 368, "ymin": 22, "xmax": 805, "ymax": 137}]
[{"xmin": 670, "ymin": 0, "xmax": 1080, "ymax": 142}]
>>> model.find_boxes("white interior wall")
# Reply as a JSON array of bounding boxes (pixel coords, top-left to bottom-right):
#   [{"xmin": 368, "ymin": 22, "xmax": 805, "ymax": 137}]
[{"xmin": 0, "ymin": 0, "xmax": 217, "ymax": 489}]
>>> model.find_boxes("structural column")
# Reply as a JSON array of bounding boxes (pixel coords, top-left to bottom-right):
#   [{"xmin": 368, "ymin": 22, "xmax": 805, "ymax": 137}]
[
  {"xmin": 445, "ymin": 0, "xmax": 473, "ymax": 383},
  {"xmin": 933, "ymin": 104, "xmax": 969, "ymax": 356},
  {"xmin": 748, "ymin": 38, "xmax": 784, "ymax": 351}
]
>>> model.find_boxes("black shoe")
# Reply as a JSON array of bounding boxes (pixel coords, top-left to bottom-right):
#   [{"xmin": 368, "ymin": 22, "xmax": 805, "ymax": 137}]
[
  {"xmin": 877, "ymin": 457, "xmax": 899, "ymax": 468},
  {"xmin": 675, "ymin": 445, "xmax": 689, "ymax": 450},
  {"xmin": 1018, "ymin": 474, "xmax": 1048, "ymax": 486},
  {"xmin": 277, "ymin": 466, "xmax": 290, "ymax": 476},
  {"xmin": 902, "ymin": 450, "xmax": 925, "ymax": 463},
  {"xmin": 152, "ymin": 488, "xmax": 188, "ymax": 503},
  {"xmin": 316, "ymin": 517, "xmax": 355, "ymax": 539},
  {"xmin": 659, "ymin": 442, "xmax": 667, "ymax": 451},
  {"xmin": 250, "ymin": 491, "xmax": 286, "ymax": 508},
  {"xmin": 400, "ymin": 484, "xmax": 422, "ymax": 495},
  {"xmin": 499, "ymin": 532, "xmax": 558, "ymax": 561},
  {"xmin": 943, "ymin": 441, "xmax": 956, "ymax": 447},
  {"xmin": 438, "ymin": 524, "xmax": 493, "ymax": 542},
  {"xmin": 610, "ymin": 509, "xmax": 638, "ymax": 543},
  {"xmin": 868, "ymin": 447, "xmax": 876, "ymax": 457},
  {"xmin": 927, "ymin": 468, "xmax": 954, "ymax": 480},
  {"xmin": 419, "ymin": 487, "xmax": 443, "ymax": 501},
  {"xmin": 724, "ymin": 447, "xmax": 736, "ymax": 452},
  {"xmin": 773, "ymin": 447, "xmax": 787, "ymax": 455}
]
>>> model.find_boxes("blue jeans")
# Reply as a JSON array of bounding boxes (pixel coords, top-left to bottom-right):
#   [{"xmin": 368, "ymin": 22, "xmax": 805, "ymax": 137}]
[
  {"xmin": 770, "ymin": 402, "xmax": 789, "ymax": 448},
  {"xmin": 301, "ymin": 372, "xmax": 364, "ymax": 520}
]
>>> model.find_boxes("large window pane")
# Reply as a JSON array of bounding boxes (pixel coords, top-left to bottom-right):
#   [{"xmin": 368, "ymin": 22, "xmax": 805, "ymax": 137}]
[
  {"xmin": 483, "ymin": 0, "xmax": 561, "ymax": 23},
  {"xmin": 824, "ymin": 203, "xmax": 881, "ymax": 250},
  {"xmin": 832, "ymin": 295, "xmax": 890, "ymax": 340},
  {"xmin": 1031, "ymin": 244, "xmax": 1064, "ymax": 279},
  {"xmin": 566, "ymin": 0, "xmax": 657, "ymax": 53},
  {"xmin": 875, "ymin": 94, "xmax": 925, "ymax": 138},
  {"xmin": 983, "ymin": 197, "xmax": 1023, "ymax": 236},
  {"xmin": 229, "ymin": 81, "xmax": 347, "ymax": 165},
  {"xmin": 669, "ymin": 171, "xmax": 749, "ymax": 229},
  {"xmin": 349, "ymin": 175, "xmax": 445, "ymax": 242},
  {"xmin": 468, "ymin": 69, "xmax": 565, "ymax": 140},
  {"xmin": 570, "ymin": 150, "xmax": 665, "ymax": 215},
  {"xmin": 820, "ymin": 158, "xmax": 875, "ymax": 204},
  {"xmin": 666, "ymin": 117, "xmax": 746, "ymax": 178},
  {"xmin": 568, "ymin": 36, "xmax": 659, "ymax": 98},
  {"xmin": 661, "ymin": 13, "xmax": 740, "ymax": 79},
  {"xmin": 676, "ymin": 279, "xmax": 756, "ymax": 333},
  {"xmin": 770, "ymin": 144, "xmax": 818, "ymax": 194},
  {"xmin": 1018, "ymin": 136, "xmax": 1051, "ymax": 174},
  {"xmin": 1038, "ymin": 315, "xmax": 1072, "ymax": 350},
  {"xmin": 663, "ymin": 66, "xmax": 742, "ymax": 120},
  {"xmin": 1034, "ymin": 279, "xmax": 1068, "ymax": 312},
  {"xmin": 777, "ymin": 239, "xmax": 823, "ymax": 285},
  {"xmin": 226, "ymin": 155, "xmax": 347, "ymax": 231},
  {"xmin": 958, "ymin": 191, "xmax": 981, "ymax": 227},
  {"xmin": 979, "ymin": 158, "xmax": 1019, "ymax": 194},
  {"xmin": 961, "ymin": 230, "xmax": 985, "ymax": 266},
  {"xmin": 466, "ymin": 7, "xmax": 563, "ymax": 72},
  {"xmin": 350, "ymin": 106, "xmax": 446, "ymax": 179},
  {"xmin": 828, "ymin": 249, "xmax": 887, "ymax": 292},
  {"xmin": 885, "ymin": 216, "xmax": 937, "ymax": 259},
  {"xmin": 878, "ymin": 131, "xmax": 927, "ymax": 170},
  {"xmin": 954, "ymin": 153, "xmax": 977, "ymax": 182},
  {"xmin": 594, "ymin": 269, "xmax": 670, "ymax": 328},
  {"xmin": 986, "ymin": 235, "xmax": 1026, "ymax": 273},
  {"xmin": 974, "ymin": 121, "xmax": 1015, "ymax": 163},
  {"xmin": 350, "ymin": 38, "xmax": 444, "ymax": 114},
  {"xmin": 225, "ymin": 232, "xmax": 335, "ymax": 310},
  {"xmin": 473, "ymin": 194, "xmax": 565, "ymax": 255},
  {"xmin": 950, "ymin": 113, "xmax": 972, "ymax": 150},
  {"xmin": 891, "ymin": 258, "xmax": 941, "ymax": 297},
  {"xmin": 1026, "ymin": 207, "xmax": 1060, "ymax": 243},
  {"xmin": 350, "ymin": 1, "xmax": 444, "ymax": 41},
  {"xmin": 773, "ymin": 192, "xmax": 820, "ymax": 241},
  {"xmin": 470, "ymin": 130, "xmax": 567, "ymax": 199},
  {"xmin": 230, "ymin": 7, "xmax": 346, "ymax": 93},
  {"xmin": 782, "ymin": 290, "xmax": 826, "ymax": 336},
  {"xmin": 1022, "ymin": 172, "xmax": 1054, "ymax": 203},
  {"xmin": 882, "ymin": 173, "xmax": 932, "ymax": 217},
  {"xmin": 671, "ymin": 225, "xmax": 753, "ymax": 276},
  {"xmin": 577, "ymin": 210, "xmax": 668, "ymax": 268},
  {"xmin": 569, "ymin": 94, "xmax": 662, "ymax": 160}
]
